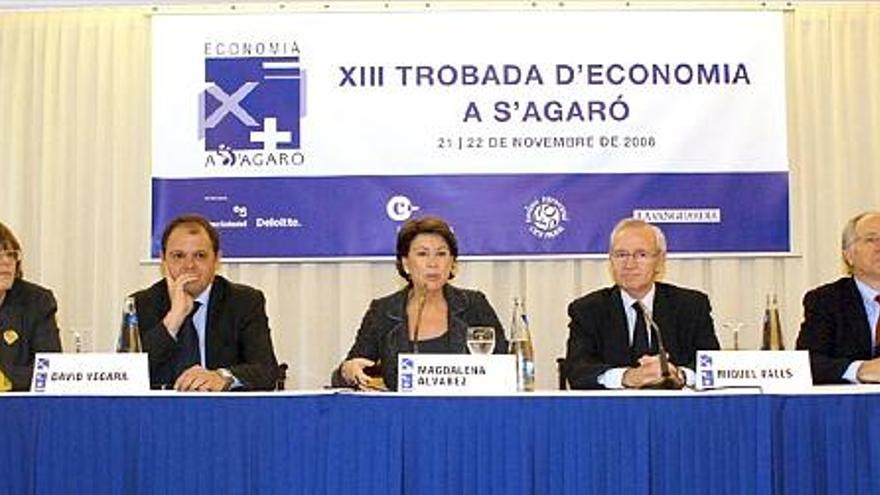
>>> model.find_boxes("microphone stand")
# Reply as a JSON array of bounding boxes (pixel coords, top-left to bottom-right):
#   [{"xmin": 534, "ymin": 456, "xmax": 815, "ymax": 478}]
[
  {"xmin": 638, "ymin": 301, "xmax": 684, "ymax": 390},
  {"xmin": 361, "ymin": 283, "xmax": 428, "ymax": 389},
  {"xmin": 411, "ymin": 284, "xmax": 428, "ymax": 353}
]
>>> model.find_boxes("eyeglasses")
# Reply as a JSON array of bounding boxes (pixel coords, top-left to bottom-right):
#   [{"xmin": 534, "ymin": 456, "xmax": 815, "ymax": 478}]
[
  {"xmin": 0, "ymin": 249, "xmax": 22, "ymax": 263},
  {"xmin": 856, "ymin": 234, "xmax": 880, "ymax": 246},
  {"xmin": 610, "ymin": 250, "xmax": 658, "ymax": 263}
]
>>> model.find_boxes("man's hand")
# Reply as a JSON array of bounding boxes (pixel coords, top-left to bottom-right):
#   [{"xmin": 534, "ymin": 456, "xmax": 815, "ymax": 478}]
[
  {"xmin": 857, "ymin": 358, "xmax": 880, "ymax": 383},
  {"xmin": 622, "ymin": 355, "xmax": 685, "ymax": 389},
  {"xmin": 174, "ymin": 365, "xmax": 231, "ymax": 392},
  {"xmin": 162, "ymin": 273, "xmax": 199, "ymax": 336}
]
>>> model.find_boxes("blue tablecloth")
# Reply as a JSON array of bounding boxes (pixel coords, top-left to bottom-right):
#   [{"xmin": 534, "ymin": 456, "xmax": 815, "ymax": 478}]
[{"xmin": 1, "ymin": 390, "xmax": 878, "ymax": 494}]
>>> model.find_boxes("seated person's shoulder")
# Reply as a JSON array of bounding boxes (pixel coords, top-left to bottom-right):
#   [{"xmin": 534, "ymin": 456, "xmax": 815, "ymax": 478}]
[
  {"xmin": 805, "ymin": 277, "xmax": 852, "ymax": 300},
  {"xmin": 658, "ymin": 282, "xmax": 709, "ymax": 303},
  {"xmin": 222, "ymin": 278, "xmax": 265, "ymax": 301},
  {"xmin": 129, "ymin": 279, "xmax": 165, "ymax": 301},
  {"xmin": 362, "ymin": 289, "xmax": 407, "ymax": 314},
  {"xmin": 453, "ymin": 286, "xmax": 488, "ymax": 303},
  {"xmin": 15, "ymin": 279, "xmax": 56, "ymax": 306},
  {"xmin": 446, "ymin": 286, "xmax": 501, "ymax": 314},
  {"xmin": 568, "ymin": 286, "xmax": 614, "ymax": 312}
]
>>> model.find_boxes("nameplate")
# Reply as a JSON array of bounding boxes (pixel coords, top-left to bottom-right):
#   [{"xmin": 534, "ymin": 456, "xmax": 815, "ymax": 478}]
[
  {"xmin": 696, "ymin": 350, "xmax": 812, "ymax": 392},
  {"xmin": 398, "ymin": 353, "xmax": 517, "ymax": 394},
  {"xmin": 31, "ymin": 353, "xmax": 150, "ymax": 394}
]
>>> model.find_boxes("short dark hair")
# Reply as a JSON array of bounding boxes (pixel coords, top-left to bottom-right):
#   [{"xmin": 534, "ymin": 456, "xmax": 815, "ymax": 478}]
[
  {"xmin": 160, "ymin": 214, "xmax": 220, "ymax": 254},
  {"xmin": 395, "ymin": 216, "xmax": 459, "ymax": 282},
  {"xmin": 0, "ymin": 221, "xmax": 23, "ymax": 278}
]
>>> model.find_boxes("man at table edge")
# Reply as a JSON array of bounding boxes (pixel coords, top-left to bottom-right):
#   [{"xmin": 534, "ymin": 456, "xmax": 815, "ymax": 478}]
[{"xmin": 796, "ymin": 211, "xmax": 880, "ymax": 384}]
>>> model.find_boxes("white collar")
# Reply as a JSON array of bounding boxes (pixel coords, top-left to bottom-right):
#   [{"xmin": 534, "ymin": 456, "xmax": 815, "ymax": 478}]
[
  {"xmin": 620, "ymin": 285, "xmax": 656, "ymax": 312},
  {"xmin": 194, "ymin": 283, "xmax": 212, "ymax": 308},
  {"xmin": 854, "ymin": 277, "xmax": 880, "ymax": 306}
]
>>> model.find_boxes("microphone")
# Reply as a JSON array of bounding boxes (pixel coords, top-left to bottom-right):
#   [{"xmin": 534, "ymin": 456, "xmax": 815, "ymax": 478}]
[
  {"xmin": 637, "ymin": 300, "xmax": 683, "ymax": 390},
  {"xmin": 411, "ymin": 284, "xmax": 428, "ymax": 353}
]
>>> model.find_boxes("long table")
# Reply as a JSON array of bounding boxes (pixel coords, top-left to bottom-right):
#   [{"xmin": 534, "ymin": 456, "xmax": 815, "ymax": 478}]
[{"xmin": 2, "ymin": 388, "xmax": 879, "ymax": 494}]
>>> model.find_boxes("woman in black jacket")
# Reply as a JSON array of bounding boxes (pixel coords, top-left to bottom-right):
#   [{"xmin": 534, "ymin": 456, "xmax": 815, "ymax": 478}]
[
  {"xmin": 333, "ymin": 216, "xmax": 507, "ymax": 391},
  {"xmin": 0, "ymin": 222, "xmax": 62, "ymax": 391}
]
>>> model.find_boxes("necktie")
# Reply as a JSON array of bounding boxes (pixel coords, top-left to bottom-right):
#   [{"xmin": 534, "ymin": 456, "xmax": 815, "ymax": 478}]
[
  {"xmin": 874, "ymin": 295, "xmax": 880, "ymax": 357},
  {"xmin": 174, "ymin": 301, "xmax": 202, "ymax": 379},
  {"xmin": 631, "ymin": 301, "xmax": 649, "ymax": 359}
]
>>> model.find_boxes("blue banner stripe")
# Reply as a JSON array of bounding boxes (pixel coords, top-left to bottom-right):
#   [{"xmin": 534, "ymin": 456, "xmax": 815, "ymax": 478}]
[{"xmin": 151, "ymin": 173, "xmax": 789, "ymax": 258}]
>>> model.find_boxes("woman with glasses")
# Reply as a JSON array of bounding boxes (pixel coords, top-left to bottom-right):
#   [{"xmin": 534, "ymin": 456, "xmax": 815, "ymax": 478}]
[{"xmin": 0, "ymin": 222, "xmax": 62, "ymax": 391}]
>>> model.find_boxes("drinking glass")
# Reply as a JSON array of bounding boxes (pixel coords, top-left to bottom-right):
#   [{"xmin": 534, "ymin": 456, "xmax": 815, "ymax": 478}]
[
  {"xmin": 466, "ymin": 326, "xmax": 495, "ymax": 355},
  {"xmin": 721, "ymin": 321, "xmax": 744, "ymax": 350}
]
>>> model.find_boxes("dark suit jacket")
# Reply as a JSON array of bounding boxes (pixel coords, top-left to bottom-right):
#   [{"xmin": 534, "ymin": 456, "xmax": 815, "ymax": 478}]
[
  {"xmin": 0, "ymin": 278, "xmax": 62, "ymax": 391},
  {"xmin": 795, "ymin": 276, "xmax": 874, "ymax": 384},
  {"xmin": 564, "ymin": 282, "xmax": 720, "ymax": 389},
  {"xmin": 132, "ymin": 275, "xmax": 278, "ymax": 390},
  {"xmin": 332, "ymin": 284, "xmax": 508, "ymax": 391}
]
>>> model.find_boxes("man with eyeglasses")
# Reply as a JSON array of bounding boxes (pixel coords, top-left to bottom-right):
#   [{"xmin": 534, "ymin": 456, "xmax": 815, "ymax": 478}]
[
  {"xmin": 0, "ymin": 221, "xmax": 62, "ymax": 391},
  {"xmin": 797, "ymin": 211, "xmax": 880, "ymax": 384},
  {"xmin": 564, "ymin": 218, "xmax": 720, "ymax": 389},
  {"xmin": 130, "ymin": 214, "xmax": 278, "ymax": 391}
]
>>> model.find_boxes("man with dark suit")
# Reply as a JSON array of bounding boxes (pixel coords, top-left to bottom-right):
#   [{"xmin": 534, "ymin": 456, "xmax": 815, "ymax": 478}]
[
  {"xmin": 564, "ymin": 218, "xmax": 720, "ymax": 389},
  {"xmin": 796, "ymin": 211, "xmax": 880, "ymax": 384},
  {"xmin": 132, "ymin": 214, "xmax": 278, "ymax": 391}
]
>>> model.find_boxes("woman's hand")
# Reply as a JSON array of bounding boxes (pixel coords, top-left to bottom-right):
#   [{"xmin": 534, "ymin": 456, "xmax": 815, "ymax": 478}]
[{"xmin": 340, "ymin": 357, "xmax": 376, "ymax": 389}]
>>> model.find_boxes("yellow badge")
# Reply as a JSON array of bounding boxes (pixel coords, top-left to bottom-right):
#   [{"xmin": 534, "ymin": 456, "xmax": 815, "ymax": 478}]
[{"xmin": 3, "ymin": 329, "xmax": 19, "ymax": 346}]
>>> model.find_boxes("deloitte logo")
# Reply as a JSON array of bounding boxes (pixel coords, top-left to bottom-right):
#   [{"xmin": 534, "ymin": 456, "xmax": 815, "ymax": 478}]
[{"xmin": 525, "ymin": 196, "xmax": 568, "ymax": 239}]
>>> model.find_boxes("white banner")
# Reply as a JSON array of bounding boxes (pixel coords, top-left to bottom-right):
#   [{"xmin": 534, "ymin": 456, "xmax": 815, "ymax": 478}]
[
  {"xmin": 153, "ymin": 10, "xmax": 787, "ymax": 178},
  {"xmin": 151, "ymin": 10, "xmax": 789, "ymax": 258}
]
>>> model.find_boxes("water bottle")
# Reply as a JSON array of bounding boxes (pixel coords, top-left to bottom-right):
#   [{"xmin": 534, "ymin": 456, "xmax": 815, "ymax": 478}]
[
  {"xmin": 73, "ymin": 331, "xmax": 83, "ymax": 353},
  {"xmin": 760, "ymin": 293, "xmax": 784, "ymax": 350},
  {"xmin": 509, "ymin": 297, "xmax": 535, "ymax": 391},
  {"xmin": 117, "ymin": 296, "xmax": 142, "ymax": 352}
]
